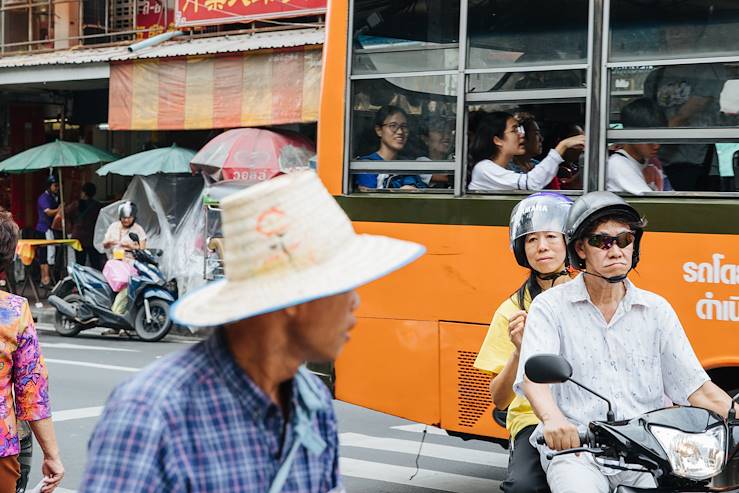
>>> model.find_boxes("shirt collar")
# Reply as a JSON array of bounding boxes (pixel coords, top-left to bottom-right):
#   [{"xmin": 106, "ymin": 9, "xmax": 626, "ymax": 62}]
[
  {"xmin": 569, "ymin": 273, "xmax": 648, "ymax": 308},
  {"xmin": 204, "ymin": 331, "xmax": 299, "ymax": 423}
]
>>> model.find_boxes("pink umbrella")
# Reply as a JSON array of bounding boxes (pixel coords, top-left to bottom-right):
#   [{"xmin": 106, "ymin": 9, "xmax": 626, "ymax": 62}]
[{"xmin": 190, "ymin": 128, "xmax": 316, "ymax": 182}]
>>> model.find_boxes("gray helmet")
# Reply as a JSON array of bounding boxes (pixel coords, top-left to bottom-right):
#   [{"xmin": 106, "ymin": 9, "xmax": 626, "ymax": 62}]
[
  {"xmin": 118, "ymin": 201, "xmax": 138, "ymax": 221},
  {"xmin": 510, "ymin": 192, "xmax": 573, "ymax": 269},
  {"xmin": 565, "ymin": 191, "xmax": 644, "ymax": 270}
]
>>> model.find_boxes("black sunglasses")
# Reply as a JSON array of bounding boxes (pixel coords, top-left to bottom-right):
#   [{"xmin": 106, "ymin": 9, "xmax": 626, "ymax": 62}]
[{"xmin": 587, "ymin": 231, "xmax": 636, "ymax": 250}]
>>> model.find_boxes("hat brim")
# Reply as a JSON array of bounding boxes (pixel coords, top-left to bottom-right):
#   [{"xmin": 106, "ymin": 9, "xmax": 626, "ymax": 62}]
[{"xmin": 171, "ymin": 234, "xmax": 425, "ymax": 328}]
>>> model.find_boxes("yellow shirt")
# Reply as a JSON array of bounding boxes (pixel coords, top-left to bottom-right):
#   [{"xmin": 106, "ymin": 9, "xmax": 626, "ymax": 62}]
[{"xmin": 474, "ymin": 288, "xmax": 538, "ymax": 439}]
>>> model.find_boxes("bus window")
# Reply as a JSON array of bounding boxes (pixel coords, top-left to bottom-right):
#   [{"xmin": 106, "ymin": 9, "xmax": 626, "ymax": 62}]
[
  {"xmin": 466, "ymin": 102, "xmax": 586, "ymax": 193},
  {"xmin": 608, "ymin": 63, "xmax": 739, "ymax": 192},
  {"xmin": 610, "ymin": 0, "xmax": 739, "ymax": 62},
  {"xmin": 468, "ymin": 70, "xmax": 586, "ymax": 93},
  {"xmin": 467, "ymin": 0, "xmax": 589, "ymax": 70},
  {"xmin": 352, "ymin": 0, "xmax": 460, "ymax": 75},
  {"xmin": 349, "ymin": 76, "xmax": 457, "ymax": 192}
]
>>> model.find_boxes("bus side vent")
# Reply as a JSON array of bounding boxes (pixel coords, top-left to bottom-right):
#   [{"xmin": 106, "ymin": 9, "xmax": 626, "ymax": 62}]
[{"xmin": 457, "ymin": 351, "xmax": 492, "ymax": 428}]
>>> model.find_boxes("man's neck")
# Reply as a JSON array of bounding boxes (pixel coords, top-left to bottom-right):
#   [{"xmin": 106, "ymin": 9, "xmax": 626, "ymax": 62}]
[
  {"xmin": 224, "ymin": 319, "xmax": 302, "ymax": 413},
  {"xmin": 583, "ymin": 273, "xmax": 626, "ymax": 308},
  {"xmin": 620, "ymin": 146, "xmax": 644, "ymax": 163}
]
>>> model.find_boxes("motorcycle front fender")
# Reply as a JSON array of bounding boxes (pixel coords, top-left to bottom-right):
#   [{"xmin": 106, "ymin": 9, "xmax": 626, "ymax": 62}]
[{"xmin": 142, "ymin": 288, "xmax": 175, "ymax": 303}]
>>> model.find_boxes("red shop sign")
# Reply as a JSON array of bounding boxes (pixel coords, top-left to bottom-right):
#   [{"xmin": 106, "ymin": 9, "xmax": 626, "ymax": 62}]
[{"xmin": 175, "ymin": 0, "xmax": 326, "ymax": 28}]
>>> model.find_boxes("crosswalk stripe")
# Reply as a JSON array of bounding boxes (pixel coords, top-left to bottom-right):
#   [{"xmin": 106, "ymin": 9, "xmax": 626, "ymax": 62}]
[
  {"xmin": 44, "ymin": 358, "xmax": 140, "ymax": 373},
  {"xmin": 339, "ymin": 432, "xmax": 508, "ymax": 468},
  {"xmin": 340, "ymin": 457, "xmax": 500, "ymax": 493},
  {"xmin": 42, "ymin": 342, "xmax": 138, "ymax": 353},
  {"xmin": 53, "ymin": 406, "xmax": 104, "ymax": 422},
  {"xmin": 391, "ymin": 423, "xmax": 448, "ymax": 435}
]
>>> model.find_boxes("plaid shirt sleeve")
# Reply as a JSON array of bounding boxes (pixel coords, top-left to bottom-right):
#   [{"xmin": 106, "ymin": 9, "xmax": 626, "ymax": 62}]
[{"xmin": 80, "ymin": 395, "xmax": 170, "ymax": 493}]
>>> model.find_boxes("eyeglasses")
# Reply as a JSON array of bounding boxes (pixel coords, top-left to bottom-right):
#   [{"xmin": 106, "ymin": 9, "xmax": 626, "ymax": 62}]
[
  {"xmin": 508, "ymin": 125, "xmax": 525, "ymax": 136},
  {"xmin": 382, "ymin": 123, "xmax": 410, "ymax": 134},
  {"xmin": 587, "ymin": 231, "xmax": 636, "ymax": 250}
]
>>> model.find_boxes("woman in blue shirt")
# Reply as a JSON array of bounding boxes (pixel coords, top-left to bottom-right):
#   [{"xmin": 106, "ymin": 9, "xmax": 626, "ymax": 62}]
[{"xmin": 355, "ymin": 105, "xmax": 427, "ymax": 191}]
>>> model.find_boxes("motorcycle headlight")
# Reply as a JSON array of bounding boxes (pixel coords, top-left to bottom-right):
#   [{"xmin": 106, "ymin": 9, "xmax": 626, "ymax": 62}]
[{"xmin": 651, "ymin": 425, "xmax": 725, "ymax": 480}]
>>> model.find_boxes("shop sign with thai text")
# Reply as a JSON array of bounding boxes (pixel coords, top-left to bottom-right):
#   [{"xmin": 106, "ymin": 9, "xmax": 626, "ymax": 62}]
[{"xmin": 175, "ymin": 0, "xmax": 326, "ymax": 27}]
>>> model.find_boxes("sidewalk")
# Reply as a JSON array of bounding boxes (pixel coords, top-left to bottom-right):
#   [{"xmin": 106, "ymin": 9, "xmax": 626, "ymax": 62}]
[{"xmin": 29, "ymin": 299, "xmax": 202, "ymax": 339}]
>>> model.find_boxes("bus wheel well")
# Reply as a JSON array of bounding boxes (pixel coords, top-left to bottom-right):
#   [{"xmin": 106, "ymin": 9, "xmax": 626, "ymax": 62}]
[{"xmin": 707, "ymin": 367, "xmax": 739, "ymax": 397}]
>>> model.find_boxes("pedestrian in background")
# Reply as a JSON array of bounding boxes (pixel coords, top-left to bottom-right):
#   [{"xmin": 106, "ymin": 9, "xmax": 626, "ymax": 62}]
[
  {"xmin": 33, "ymin": 176, "xmax": 60, "ymax": 288},
  {"xmin": 0, "ymin": 211, "xmax": 64, "ymax": 493},
  {"xmin": 79, "ymin": 171, "xmax": 425, "ymax": 492},
  {"xmin": 64, "ymin": 182, "xmax": 105, "ymax": 270}
]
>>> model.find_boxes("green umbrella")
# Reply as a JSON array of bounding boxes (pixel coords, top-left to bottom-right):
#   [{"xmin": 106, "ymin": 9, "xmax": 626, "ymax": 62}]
[
  {"xmin": 0, "ymin": 139, "xmax": 116, "ymax": 172},
  {"xmin": 97, "ymin": 144, "xmax": 196, "ymax": 176},
  {"xmin": 0, "ymin": 139, "xmax": 116, "ymax": 238}
]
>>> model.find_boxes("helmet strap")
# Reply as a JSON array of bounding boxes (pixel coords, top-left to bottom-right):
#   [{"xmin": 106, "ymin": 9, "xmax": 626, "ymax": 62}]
[
  {"xmin": 579, "ymin": 267, "xmax": 630, "ymax": 284},
  {"xmin": 535, "ymin": 268, "xmax": 569, "ymax": 288}
]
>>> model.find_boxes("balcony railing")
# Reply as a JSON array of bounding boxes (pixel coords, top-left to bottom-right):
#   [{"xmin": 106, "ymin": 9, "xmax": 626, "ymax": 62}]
[{"xmin": 0, "ymin": 0, "xmax": 173, "ymax": 54}]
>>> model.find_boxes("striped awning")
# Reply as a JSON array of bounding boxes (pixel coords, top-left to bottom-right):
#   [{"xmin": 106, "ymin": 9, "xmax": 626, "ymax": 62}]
[{"xmin": 108, "ymin": 46, "xmax": 321, "ymax": 130}]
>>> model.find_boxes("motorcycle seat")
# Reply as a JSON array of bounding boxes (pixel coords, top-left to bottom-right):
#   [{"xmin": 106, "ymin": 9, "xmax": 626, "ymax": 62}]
[{"xmin": 77, "ymin": 265, "xmax": 108, "ymax": 284}]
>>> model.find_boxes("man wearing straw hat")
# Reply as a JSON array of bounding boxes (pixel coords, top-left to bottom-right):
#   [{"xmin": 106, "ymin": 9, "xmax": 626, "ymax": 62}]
[{"xmin": 79, "ymin": 171, "xmax": 425, "ymax": 493}]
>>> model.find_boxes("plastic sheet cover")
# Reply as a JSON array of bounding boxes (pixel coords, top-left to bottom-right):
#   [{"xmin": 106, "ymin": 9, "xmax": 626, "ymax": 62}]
[{"xmin": 93, "ymin": 175, "xmax": 205, "ymax": 295}]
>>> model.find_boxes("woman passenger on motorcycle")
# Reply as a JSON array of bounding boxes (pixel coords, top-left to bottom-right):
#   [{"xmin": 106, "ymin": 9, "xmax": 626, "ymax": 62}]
[
  {"xmin": 474, "ymin": 192, "xmax": 573, "ymax": 493},
  {"xmin": 102, "ymin": 201, "xmax": 147, "ymax": 264}
]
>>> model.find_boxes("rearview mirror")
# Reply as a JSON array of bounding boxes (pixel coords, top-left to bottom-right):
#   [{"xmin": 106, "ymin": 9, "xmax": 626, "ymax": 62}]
[
  {"xmin": 128, "ymin": 232, "xmax": 140, "ymax": 243},
  {"xmin": 525, "ymin": 354, "xmax": 573, "ymax": 384}
]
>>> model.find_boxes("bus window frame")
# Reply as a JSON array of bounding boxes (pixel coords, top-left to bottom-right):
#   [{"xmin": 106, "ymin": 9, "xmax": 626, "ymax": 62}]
[{"xmin": 344, "ymin": 0, "xmax": 739, "ymax": 199}]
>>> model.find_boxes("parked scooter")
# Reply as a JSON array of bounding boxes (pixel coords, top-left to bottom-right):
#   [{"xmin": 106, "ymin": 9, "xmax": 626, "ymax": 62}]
[
  {"xmin": 48, "ymin": 233, "xmax": 177, "ymax": 342},
  {"xmin": 525, "ymin": 354, "xmax": 739, "ymax": 492}
]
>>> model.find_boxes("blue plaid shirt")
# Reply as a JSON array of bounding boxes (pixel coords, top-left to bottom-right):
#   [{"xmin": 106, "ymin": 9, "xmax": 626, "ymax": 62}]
[{"xmin": 79, "ymin": 332, "xmax": 341, "ymax": 492}]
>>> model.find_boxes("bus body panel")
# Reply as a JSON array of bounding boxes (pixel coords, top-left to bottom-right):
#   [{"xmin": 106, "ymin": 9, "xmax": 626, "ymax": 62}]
[{"xmin": 335, "ymin": 317, "xmax": 441, "ymax": 425}]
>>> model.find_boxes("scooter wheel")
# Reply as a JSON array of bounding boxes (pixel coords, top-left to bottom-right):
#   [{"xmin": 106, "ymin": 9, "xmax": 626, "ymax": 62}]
[
  {"xmin": 134, "ymin": 299, "xmax": 172, "ymax": 342},
  {"xmin": 54, "ymin": 294, "xmax": 84, "ymax": 337}
]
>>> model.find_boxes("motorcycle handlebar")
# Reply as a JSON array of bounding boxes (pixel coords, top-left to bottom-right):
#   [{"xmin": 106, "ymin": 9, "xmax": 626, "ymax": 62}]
[{"xmin": 536, "ymin": 431, "xmax": 590, "ymax": 446}]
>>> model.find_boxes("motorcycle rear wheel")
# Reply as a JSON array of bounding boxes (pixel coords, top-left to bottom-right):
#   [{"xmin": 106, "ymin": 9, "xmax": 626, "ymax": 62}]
[
  {"xmin": 54, "ymin": 294, "xmax": 84, "ymax": 337},
  {"xmin": 134, "ymin": 299, "xmax": 172, "ymax": 342}
]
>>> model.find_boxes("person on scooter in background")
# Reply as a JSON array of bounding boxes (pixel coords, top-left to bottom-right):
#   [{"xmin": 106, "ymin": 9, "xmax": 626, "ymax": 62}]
[
  {"xmin": 514, "ymin": 191, "xmax": 739, "ymax": 493},
  {"xmin": 101, "ymin": 202, "xmax": 147, "ymax": 328},
  {"xmin": 474, "ymin": 192, "xmax": 573, "ymax": 493},
  {"xmin": 102, "ymin": 202, "xmax": 147, "ymax": 262}
]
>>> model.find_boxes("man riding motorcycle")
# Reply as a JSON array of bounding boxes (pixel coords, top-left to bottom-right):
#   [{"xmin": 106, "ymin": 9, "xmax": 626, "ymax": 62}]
[{"xmin": 513, "ymin": 191, "xmax": 738, "ymax": 493}]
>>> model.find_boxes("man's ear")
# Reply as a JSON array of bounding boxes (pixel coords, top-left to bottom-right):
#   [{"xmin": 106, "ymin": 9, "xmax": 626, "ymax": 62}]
[
  {"xmin": 575, "ymin": 239, "xmax": 587, "ymax": 263},
  {"xmin": 374, "ymin": 125, "xmax": 383, "ymax": 139}
]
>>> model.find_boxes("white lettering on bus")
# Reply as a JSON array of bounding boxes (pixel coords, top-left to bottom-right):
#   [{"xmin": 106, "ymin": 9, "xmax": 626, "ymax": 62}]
[
  {"xmin": 682, "ymin": 253, "xmax": 739, "ymax": 285},
  {"xmin": 696, "ymin": 293, "xmax": 739, "ymax": 322}
]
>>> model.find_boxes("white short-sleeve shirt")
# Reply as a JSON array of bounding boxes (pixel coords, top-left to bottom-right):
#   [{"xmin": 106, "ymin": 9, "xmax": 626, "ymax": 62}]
[{"xmin": 514, "ymin": 274, "xmax": 709, "ymax": 427}]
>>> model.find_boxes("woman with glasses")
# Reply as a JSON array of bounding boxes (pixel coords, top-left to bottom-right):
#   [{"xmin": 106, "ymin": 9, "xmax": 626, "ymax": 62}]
[
  {"xmin": 354, "ymin": 105, "xmax": 427, "ymax": 191},
  {"xmin": 474, "ymin": 192, "xmax": 574, "ymax": 493},
  {"xmin": 468, "ymin": 111, "xmax": 585, "ymax": 191},
  {"xmin": 509, "ymin": 112, "xmax": 561, "ymax": 190}
]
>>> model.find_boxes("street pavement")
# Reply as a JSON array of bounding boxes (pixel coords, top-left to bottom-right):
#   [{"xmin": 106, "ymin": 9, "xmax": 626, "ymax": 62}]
[{"xmin": 31, "ymin": 326, "xmax": 507, "ymax": 493}]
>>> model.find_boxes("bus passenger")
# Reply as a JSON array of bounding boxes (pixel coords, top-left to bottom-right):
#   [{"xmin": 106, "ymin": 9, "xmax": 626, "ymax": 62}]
[
  {"xmin": 354, "ymin": 105, "xmax": 427, "ymax": 191},
  {"xmin": 509, "ymin": 112, "xmax": 561, "ymax": 190},
  {"xmin": 416, "ymin": 118, "xmax": 454, "ymax": 188},
  {"xmin": 474, "ymin": 192, "xmax": 574, "ymax": 493},
  {"xmin": 468, "ymin": 112, "xmax": 585, "ymax": 191},
  {"xmin": 607, "ymin": 98, "xmax": 667, "ymax": 194}
]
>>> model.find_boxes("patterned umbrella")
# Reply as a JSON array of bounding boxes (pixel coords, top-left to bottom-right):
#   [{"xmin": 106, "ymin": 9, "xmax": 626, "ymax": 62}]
[
  {"xmin": 190, "ymin": 128, "xmax": 315, "ymax": 183},
  {"xmin": 97, "ymin": 144, "xmax": 196, "ymax": 176}
]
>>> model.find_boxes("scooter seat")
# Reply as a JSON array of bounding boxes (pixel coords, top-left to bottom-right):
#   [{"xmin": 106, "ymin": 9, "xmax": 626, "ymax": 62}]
[{"xmin": 76, "ymin": 265, "xmax": 108, "ymax": 284}]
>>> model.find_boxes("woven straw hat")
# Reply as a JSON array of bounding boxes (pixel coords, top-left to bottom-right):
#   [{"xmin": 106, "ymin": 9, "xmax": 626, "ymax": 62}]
[{"xmin": 172, "ymin": 171, "xmax": 425, "ymax": 327}]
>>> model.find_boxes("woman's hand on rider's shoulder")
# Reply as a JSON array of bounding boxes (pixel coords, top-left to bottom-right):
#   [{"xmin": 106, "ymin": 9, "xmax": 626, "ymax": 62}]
[
  {"xmin": 508, "ymin": 310, "xmax": 527, "ymax": 353},
  {"xmin": 542, "ymin": 414, "xmax": 580, "ymax": 451}
]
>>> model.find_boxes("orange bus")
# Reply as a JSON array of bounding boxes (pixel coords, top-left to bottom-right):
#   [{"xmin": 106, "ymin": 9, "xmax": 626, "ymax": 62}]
[{"xmin": 315, "ymin": 0, "xmax": 739, "ymax": 443}]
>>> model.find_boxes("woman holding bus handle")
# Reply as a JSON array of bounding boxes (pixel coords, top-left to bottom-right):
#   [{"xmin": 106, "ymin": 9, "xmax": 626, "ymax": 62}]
[
  {"xmin": 474, "ymin": 192, "xmax": 574, "ymax": 493},
  {"xmin": 468, "ymin": 111, "xmax": 585, "ymax": 191}
]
